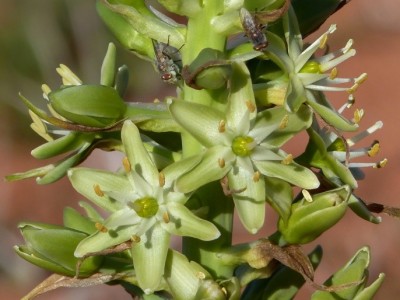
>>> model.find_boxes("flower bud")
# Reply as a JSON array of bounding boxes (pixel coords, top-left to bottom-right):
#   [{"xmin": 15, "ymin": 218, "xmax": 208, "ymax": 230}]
[
  {"xmin": 49, "ymin": 85, "xmax": 127, "ymax": 127},
  {"xmin": 15, "ymin": 222, "xmax": 103, "ymax": 277},
  {"xmin": 183, "ymin": 48, "xmax": 232, "ymax": 90},
  {"xmin": 278, "ymin": 186, "xmax": 350, "ymax": 244}
]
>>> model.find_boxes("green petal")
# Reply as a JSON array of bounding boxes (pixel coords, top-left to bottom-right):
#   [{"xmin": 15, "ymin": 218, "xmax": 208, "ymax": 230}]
[
  {"xmin": 68, "ymin": 167, "xmax": 131, "ymax": 212},
  {"xmin": 165, "ymin": 250, "xmax": 209, "ymax": 300},
  {"xmin": 353, "ymin": 273, "xmax": 385, "ymax": 300},
  {"xmin": 161, "ymin": 203, "xmax": 220, "ymax": 240},
  {"xmin": 226, "ymin": 62, "xmax": 257, "ymax": 129},
  {"xmin": 265, "ymin": 177, "xmax": 293, "ymax": 225},
  {"xmin": 175, "ymin": 146, "xmax": 235, "ymax": 193},
  {"xmin": 131, "ymin": 224, "xmax": 171, "ymax": 294},
  {"xmin": 307, "ymin": 99, "xmax": 359, "ymax": 132},
  {"xmin": 74, "ymin": 209, "xmax": 138, "ymax": 257},
  {"xmin": 162, "ymin": 154, "xmax": 203, "ymax": 189},
  {"xmin": 285, "ymin": 75, "xmax": 307, "ymax": 113},
  {"xmin": 169, "ymin": 100, "xmax": 225, "ymax": 148},
  {"xmin": 254, "ymin": 160, "xmax": 319, "ymax": 189},
  {"xmin": 228, "ymin": 167, "xmax": 266, "ymax": 234},
  {"xmin": 122, "ymin": 120, "xmax": 159, "ymax": 186}
]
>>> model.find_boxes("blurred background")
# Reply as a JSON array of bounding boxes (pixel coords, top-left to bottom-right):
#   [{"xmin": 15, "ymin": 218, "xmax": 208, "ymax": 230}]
[{"xmin": 1, "ymin": 0, "xmax": 399, "ymax": 299}]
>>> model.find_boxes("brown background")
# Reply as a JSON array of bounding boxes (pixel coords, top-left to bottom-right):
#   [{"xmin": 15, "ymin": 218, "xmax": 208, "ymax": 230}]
[{"xmin": 1, "ymin": 0, "xmax": 399, "ymax": 299}]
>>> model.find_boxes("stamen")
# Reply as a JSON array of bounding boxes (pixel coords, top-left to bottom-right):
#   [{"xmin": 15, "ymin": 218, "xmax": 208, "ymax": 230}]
[
  {"xmin": 368, "ymin": 141, "xmax": 380, "ymax": 157},
  {"xmin": 347, "ymin": 94, "xmax": 355, "ymax": 107},
  {"xmin": 279, "ymin": 115, "xmax": 289, "ymax": 129},
  {"xmin": 123, "ymin": 157, "xmax": 131, "ymax": 172},
  {"xmin": 302, "ymin": 189, "xmax": 313, "ymax": 202},
  {"xmin": 374, "ymin": 158, "xmax": 388, "ymax": 169},
  {"xmin": 41, "ymin": 84, "xmax": 51, "ymax": 98},
  {"xmin": 355, "ymin": 73, "xmax": 368, "ymax": 85},
  {"xmin": 281, "ymin": 154, "xmax": 293, "ymax": 165},
  {"xmin": 246, "ymin": 100, "xmax": 256, "ymax": 113},
  {"xmin": 342, "ymin": 39, "xmax": 354, "ymax": 54},
  {"xmin": 253, "ymin": 171, "xmax": 261, "ymax": 182},
  {"xmin": 163, "ymin": 211, "xmax": 170, "ymax": 223},
  {"xmin": 196, "ymin": 272, "xmax": 206, "ymax": 280},
  {"xmin": 95, "ymin": 222, "xmax": 108, "ymax": 233},
  {"xmin": 218, "ymin": 120, "xmax": 226, "ymax": 133},
  {"xmin": 329, "ymin": 67, "xmax": 338, "ymax": 80},
  {"xmin": 159, "ymin": 172, "xmax": 165, "ymax": 187},
  {"xmin": 353, "ymin": 108, "xmax": 364, "ymax": 124},
  {"xmin": 319, "ymin": 48, "xmax": 356, "ymax": 72},
  {"xmin": 131, "ymin": 235, "xmax": 141, "ymax": 243},
  {"xmin": 93, "ymin": 184, "xmax": 105, "ymax": 197},
  {"xmin": 218, "ymin": 158, "xmax": 226, "ymax": 168},
  {"xmin": 347, "ymin": 121, "xmax": 383, "ymax": 147}
]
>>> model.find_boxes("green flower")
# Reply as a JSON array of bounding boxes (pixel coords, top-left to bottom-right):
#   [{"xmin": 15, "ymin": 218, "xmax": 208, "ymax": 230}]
[
  {"xmin": 266, "ymin": 8, "xmax": 366, "ymax": 129},
  {"xmin": 68, "ymin": 120, "xmax": 220, "ymax": 294},
  {"xmin": 170, "ymin": 63, "xmax": 319, "ymax": 234}
]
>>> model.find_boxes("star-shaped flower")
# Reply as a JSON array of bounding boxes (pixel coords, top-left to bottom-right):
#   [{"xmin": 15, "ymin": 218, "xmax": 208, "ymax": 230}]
[
  {"xmin": 170, "ymin": 62, "xmax": 319, "ymax": 234},
  {"xmin": 68, "ymin": 120, "xmax": 220, "ymax": 294}
]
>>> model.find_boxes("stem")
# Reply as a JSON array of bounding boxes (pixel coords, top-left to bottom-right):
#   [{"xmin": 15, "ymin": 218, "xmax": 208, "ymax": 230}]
[{"xmin": 180, "ymin": 0, "xmax": 234, "ymax": 278}]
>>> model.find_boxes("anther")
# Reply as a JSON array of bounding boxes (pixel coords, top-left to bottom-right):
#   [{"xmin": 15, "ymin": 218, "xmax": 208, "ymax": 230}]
[
  {"xmin": 374, "ymin": 158, "xmax": 388, "ymax": 169},
  {"xmin": 353, "ymin": 108, "xmax": 364, "ymax": 124},
  {"xmin": 246, "ymin": 100, "xmax": 256, "ymax": 113},
  {"xmin": 253, "ymin": 171, "xmax": 261, "ymax": 182},
  {"xmin": 329, "ymin": 67, "xmax": 338, "ymax": 80},
  {"xmin": 159, "ymin": 172, "xmax": 165, "ymax": 187},
  {"xmin": 347, "ymin": 94, "xmax": 355, "ymax": 108},
  {"xmin": 218, "ymin": 120, "xmax": 226, "ymax": 133},
  {"xmin": 95, "ymin": 222, "xmax": 108, "ymax": 233},
  {"xmin": 93, "ymin": 184, "xmax": 104, "ymax": 197},
  {"xmin": 196, "ymin": 272, "xmax": 206, "ymax": 280},
  {"xmin": 302, "ymin": 190, "xmax": 313, "ymax": 202},
  {"xmin": 131, "ymin": 235, "xmax": 141, "ymax": 243},
  {"xmin": 163, "ymin": 211, "xmax": 170, "ymax": 223},
  {"xmin": 368, "ymin": 141, "xmax": 380, "ymax": 157},
  {"xmin": 281, "ymin": 154, "xmax": 293, "ymax": 165},
  {"xmin": 218, "ymin": 158, "xmax": 226, "ymax": 168},
  {"xmin": 279, "ymin": 115, "xmax": 289, "ymax": 129},
  {"xmin": 122, "ymin": 157, "xmax": 131, "ymax": 172}
]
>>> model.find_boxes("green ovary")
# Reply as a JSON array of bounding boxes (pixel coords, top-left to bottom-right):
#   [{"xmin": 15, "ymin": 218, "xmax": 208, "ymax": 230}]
[
  {"xmin": 131, "ymin": 197, "xmax": 159, "ymax": 218},
  {"xmin": 299, "ymin": 61, "xmax": 321, "ymax": 74},
  {"xmin": 232, "ymin": 136, "xmax": 256, "ymax": 157}
]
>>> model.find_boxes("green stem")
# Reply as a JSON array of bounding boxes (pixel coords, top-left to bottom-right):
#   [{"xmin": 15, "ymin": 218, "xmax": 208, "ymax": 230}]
[{"xmin": 180, "ymin": 0, "xmax": 234, "ymax": 279}]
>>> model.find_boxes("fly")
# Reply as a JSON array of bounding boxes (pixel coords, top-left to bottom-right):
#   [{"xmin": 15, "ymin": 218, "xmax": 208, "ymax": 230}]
[
  {"xmin": 152, "ymin": 39, "xmax": 182, "ymax": 84},
  {"xmin": 239, "ymin": 8, "xmax": 268, "ymax": 51}
]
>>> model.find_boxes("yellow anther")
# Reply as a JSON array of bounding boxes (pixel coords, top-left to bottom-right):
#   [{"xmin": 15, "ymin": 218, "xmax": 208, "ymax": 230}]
[
  {"xmin": 329, "ymin": 67, "xmax": 338, "ymax": 80},
  {"xmin": 374, "ymin": 158, "xmax": 388, "ymax": 169},
  {"xmin": 302, "ymin": 189, "xmax": 313, "ymax": 202},
  {"xmin": 347, "ymin": 83, "xmax": 359, "ymax": 94},
  {"xmin": 95, "ymin": 222, "xmax": 108, "ymax": 233},
  {"xmin": 356, "ymin": 73, "xmax": 368, "ymax": 85},
  {"xmin": 122, "ymin": 157, "xmax": 131, "ymax": 172},
  {"xmin": 131, "ymin": 235, "xmax": 141, "ymax": 243},
  {"xmin": 279, "ymin": 114, "xmax": 289, "ymax": 129},
  {"xmin": 253, "ymin": 171, "xmax": 261, "ymax": 182},
  {"xmin": 222, "ymin": 287, "xmax": 228, "ymax": 295},
  {"xmin": 246, "ymin": 100, "xmax": 256, "ymax": 113},
  {"xmin": 218, "ymin": 120, "xmax": 226, "ymax": 133},
  {"xmin": 196, "ymin": 272, "xmax": 206, "ymax": 280},
  {"xmin": 41, "ymin": 84, "xmax": 51, "ymax": 97},
  {"xmin": 163, "ymin": 211, "xmax": 170, "ymax": 223},
  {"xmin": 153, "ymin": 98, "xmax": 160, "ymax": 103},
  {"xmin": 354, "ymin": 108, "xmax": 364, "ymax": 124},
  {"xmin": 218, "ymin": 158, "xmax": 226, "ymax": 168},
  {"xmin": 281, "ymin": 154, "xmax": 293, "ymax": 165},
  {"xmin": 159, "ymin": 172, "xmax": 165, "ymax": 187},
  {"xmin": 368, "ymin": 141, "xmax": 380, "ymax": 157},
  {"xmin": 319, "ymin": 33, "xmax": 328, "ymax": 49},
  {"xmin": 93, "ymin": 184, "xmax": 105, "ymax": 197}
]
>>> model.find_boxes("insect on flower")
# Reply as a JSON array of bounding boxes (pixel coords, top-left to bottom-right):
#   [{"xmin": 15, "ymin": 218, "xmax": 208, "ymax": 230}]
[
  {"xmin": 239, "ymin": 8, "xmax": 268, "ymax": 51},
  {"xmin": 152, "ymin": 39, "xmax": 183, "ymax": 84}
]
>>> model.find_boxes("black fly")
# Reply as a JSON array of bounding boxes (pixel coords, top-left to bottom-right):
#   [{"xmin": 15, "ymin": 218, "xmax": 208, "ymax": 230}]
[
  {"xmin": 239, "ymin": 8, "xmax": 268, "ymax": 51},
  {"xmin": 152, "ymin": 39, "xmax": 182, "ymax": 84}
]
